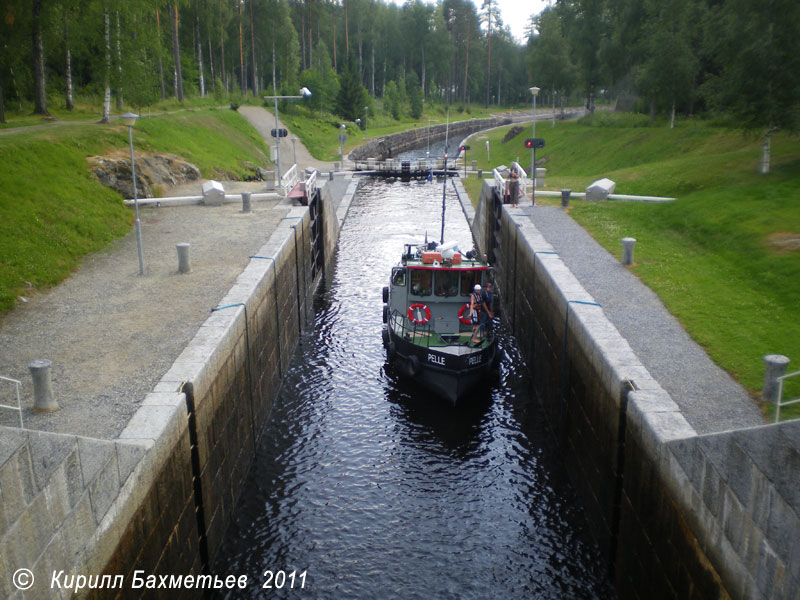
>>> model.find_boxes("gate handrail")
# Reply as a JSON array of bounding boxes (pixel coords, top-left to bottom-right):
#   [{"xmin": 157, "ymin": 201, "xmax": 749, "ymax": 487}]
[
  {"xmin": 775, "ymin": 370, "xmax": 800, "ymax": 423},
  {"xmin": 0, "ymin": 375, "xmax": 24, "ymax": 428}
]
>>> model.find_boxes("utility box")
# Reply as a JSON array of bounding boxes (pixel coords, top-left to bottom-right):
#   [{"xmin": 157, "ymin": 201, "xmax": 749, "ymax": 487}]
[
  {"xmin": 202, "ymin": 180, "xmax": 225, "ymax": 206},
  {"xmin": 586, "ymin": 178, "xmax": 616, "ymax": 201}
]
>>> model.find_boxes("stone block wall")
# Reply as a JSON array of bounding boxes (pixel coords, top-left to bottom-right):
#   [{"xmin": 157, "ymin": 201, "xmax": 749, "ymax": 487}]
[
  {"xmin": 349, "ymin": 117, "xmax": 511, "ymax": 161},
  {"xmin": 468, "ymin": 181, "xmax": 800, "ymax": 600},
  {"xmin": 1, "ymin": 182, "xmax": 344, "ymax": 598}
]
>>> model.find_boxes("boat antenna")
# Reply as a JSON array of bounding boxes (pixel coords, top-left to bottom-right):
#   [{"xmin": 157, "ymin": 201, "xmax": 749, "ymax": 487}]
[{"xmin": 440, "ymin": 153, "xmax": 447, "ymax": 244}]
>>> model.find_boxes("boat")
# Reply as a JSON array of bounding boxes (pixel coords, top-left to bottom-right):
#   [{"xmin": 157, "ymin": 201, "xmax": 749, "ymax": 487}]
[{"xmin": 381, "ymin": 241, "xmax": 499, "ymax": 404}]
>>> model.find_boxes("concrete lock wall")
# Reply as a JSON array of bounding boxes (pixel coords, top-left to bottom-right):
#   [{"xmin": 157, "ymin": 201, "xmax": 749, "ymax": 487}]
[
  {"xmin": 0, "ymin": 181, "xmax": 344, "ymax": 598},
  {"xmin": 466, "ymin": 179, "xmax": 800, "ymax": 600}
]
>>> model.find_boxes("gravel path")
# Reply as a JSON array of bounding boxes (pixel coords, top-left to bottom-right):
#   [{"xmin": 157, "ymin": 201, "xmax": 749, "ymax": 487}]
[{"xmin": 521, "ymin": 203, "xmax": 765, "ymax": 434}]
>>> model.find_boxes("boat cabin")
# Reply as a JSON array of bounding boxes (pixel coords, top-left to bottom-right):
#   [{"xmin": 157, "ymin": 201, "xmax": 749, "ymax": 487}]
[{"xmin": 388, "ymin": 243, "xmax": 490, "ymax": 336}]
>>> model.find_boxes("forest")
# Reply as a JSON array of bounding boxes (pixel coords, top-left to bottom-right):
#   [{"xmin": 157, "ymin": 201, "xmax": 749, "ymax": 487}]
[{"xmin": 1, "ymin": 0, "xmax": 799, "ymax": 145}]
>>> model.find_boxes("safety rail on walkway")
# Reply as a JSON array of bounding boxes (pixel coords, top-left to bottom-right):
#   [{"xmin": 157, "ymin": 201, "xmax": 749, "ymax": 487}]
[
  {"xmin": 492, "ymin": 167, "xmax": 529, "ymax": 203},
  {"xmin": 775, "ymin": 370, "xmax": 800, "ymax": 423},
  {"xmin": 281, "ymin": 164, "xmax": 300, "ymax": 196},
  {"xmin": 0, "ymin": 375, "xmax": 24, "ymax": 428},
  {"xmin": 352, "ymin": 157, "xmax": 457, "ymax": 174}
]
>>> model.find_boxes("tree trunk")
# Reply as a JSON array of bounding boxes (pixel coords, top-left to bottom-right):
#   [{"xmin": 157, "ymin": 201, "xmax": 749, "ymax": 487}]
[
  {"xmin": 208, "ymin": 38, "xmax": 215, "ymax": 90},
  {"xmin": 64, "ymin": 8, "xmax": 73, "ymax": 110},
  {"xmin": 156, "ymin": 8, "xmax": 166, "ymax": 100},
  {"xmin": 0, "ymin": 69, "xmax": 6, "ymax": 123},
  {"xmin": 32, "ymin": 0, "xmax": 49, "ymax": 116},
  {"xmin": 102, "ymin": 8, "xmax": 111, "ymax": 123},
  {"xmin": 249, "ymin": 0, "xmax": 257, "ymax": 95},
  {"xmin": 237, "ymin": 1, "xmax": 244, "ymax": 93},
  {"xmin": 344, "ymin": 0, "xmax": 349, "ymax": 56},
  {"xmin": 649, "ymin": 96, "xmax": 655, "ymax": 122},
  {"xmin": 172, "ymin": 4, "xmax": 184, "ymax": 101},
  {"xmin": 218, "ymin": 0, "xmax": 226, "ymax": 91},
  {"xmin": 462, "ymin": 27, "xmax": 470, "ymax": 106},
  {"xmin": 195, "ymin": 12, "xmax": 205, "ymax": 96},
  {"xmin": 332, "ymin": 4, "xmax": 336, "ymax": 72}
]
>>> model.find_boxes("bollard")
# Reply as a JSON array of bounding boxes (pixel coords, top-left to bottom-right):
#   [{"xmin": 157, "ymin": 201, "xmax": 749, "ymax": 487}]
[
  {"xmin": 478, "ymin": 169, "xmax": 483, "ymax": 179},
  {"xmin": 621, "ymin": 237, "xmax": 637, "ymax": 266},
  {"xmin": 329, "ymin": 171, "xmax": 335, "ymax": 181},
  {"xmin": 763, "ymin": 354, "xmax": 790, "ymax": 403},
  {"xmin": 561, "ymin": 189, "xmax": 572, "ymax": 208},
  {"xmin": 29, "ymin": 359, "xmax": 58, "ymax": 413},
  {"xmin": 176, "ymin": 243, "xmax": 191, "ymax": 274},
  {"xmin": 241, "ymin": 192, "xmax": 252, "ymax": 213}
]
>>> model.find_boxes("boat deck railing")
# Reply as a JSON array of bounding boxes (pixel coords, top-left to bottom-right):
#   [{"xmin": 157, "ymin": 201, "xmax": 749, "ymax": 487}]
[{"xmin": 388, "ymin": 309, "xmax": 494, "ymax": 350}]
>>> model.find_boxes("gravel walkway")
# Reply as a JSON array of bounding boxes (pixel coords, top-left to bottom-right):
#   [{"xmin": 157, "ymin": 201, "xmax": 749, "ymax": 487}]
[{"xmin": 521, "ymin": 203, "xmax": 765, "ymax": 434}]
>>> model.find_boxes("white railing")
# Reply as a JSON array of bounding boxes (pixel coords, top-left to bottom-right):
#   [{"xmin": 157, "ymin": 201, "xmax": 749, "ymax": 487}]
[
  {"xmin": 493, "ymin": 166, "xmax": 528, "ymax": 203},
  {"xmin": 0, "ymin": 375, "xmax": 24, "ymax": 428},
  {"xmin": 280, "ymin": 163, "xmax": 300, "ymax": 196},
  {"xmin": 775, "ymin": 370, "xmax": 800, "ymax": 423},
  {"xmin": 305, "ymin": 169, "xmax": 317, "ymax": 198}
]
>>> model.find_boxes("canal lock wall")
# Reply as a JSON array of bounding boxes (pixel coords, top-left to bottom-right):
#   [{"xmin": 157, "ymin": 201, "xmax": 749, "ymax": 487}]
[
  {"xmin": 0, "ymin": 178, "xmax": 354, "ymax": 598},
  {"xmin": 464, "ymin": 178, "xmax": 800, "ymax": 600}
]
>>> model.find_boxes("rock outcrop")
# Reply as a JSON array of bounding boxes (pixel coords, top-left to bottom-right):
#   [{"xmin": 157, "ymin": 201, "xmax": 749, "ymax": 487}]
[{"xmin": 87, "ymin": 153, "xmax": 201, "ymax": 198}]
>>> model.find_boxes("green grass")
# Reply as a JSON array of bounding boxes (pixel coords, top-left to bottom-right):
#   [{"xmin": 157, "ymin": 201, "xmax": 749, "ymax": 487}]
[
  {"xmin": 464, "ymin": 114, "xmax": 800, "ymax": 418},
  {"xmin": 0, "ymin": 108, "xmax": 270, "ymax": 315}
]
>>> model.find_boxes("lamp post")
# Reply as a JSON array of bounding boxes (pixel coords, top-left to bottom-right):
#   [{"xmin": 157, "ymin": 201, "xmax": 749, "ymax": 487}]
[
  {"xmin": 339, "ymin": 123, "xmax": 346, "ymax": 166},
  {"xmin": 363, "ymin": 106, "xmax": 369, "ymax": 137},
  {"xmin": 530, "ymin": 86, "xmax": 540, "ymax": 193},
  {"xmin": 121, "ymin": 112, "xmax": 144, "ymax": 275},
  {"xmin": 291, "ymin": 137, "xmax": 298, "ymax": 166},
  {"xmin": 263, "ymin": 87, "xmax": 312, "ymax": 181}
]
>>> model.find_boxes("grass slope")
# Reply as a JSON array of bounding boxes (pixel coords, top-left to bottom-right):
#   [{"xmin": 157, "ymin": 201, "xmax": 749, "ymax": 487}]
[
  {"xmin": 467, "ymin": 114, "xmax": 800, "ymax": 413},
  {"xmin": 0, "ymin": 108, "xmax": 268, "ymax": 314}
]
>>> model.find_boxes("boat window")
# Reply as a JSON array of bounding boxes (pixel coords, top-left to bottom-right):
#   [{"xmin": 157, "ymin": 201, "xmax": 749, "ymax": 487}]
[
  {"xmin": 461, "ymin": 271, "xmax": 482, "ymax": 296},
  {"xmin": 392, "ymin": 267, "xmax": 406, "ymax": 287},
  {"xmin": 410, "ymin": 269, "xmax": 432, "ymax": 297},
  {"xmin": 434, "ymin": 270, "xmax": 460, "ymax": 297}
]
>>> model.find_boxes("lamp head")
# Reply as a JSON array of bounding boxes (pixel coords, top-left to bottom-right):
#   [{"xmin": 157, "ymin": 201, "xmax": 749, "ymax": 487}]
[
  {"xmin": 529, "ymin": 86, "xmax": 540, "ymax": 96},
  {"xmin": 121, "ymin": 112, "xmax": 139, "ymax": 127},
  {"xmin": 300, "ymin": 87, "xmax": 312, "ymax": 98}
]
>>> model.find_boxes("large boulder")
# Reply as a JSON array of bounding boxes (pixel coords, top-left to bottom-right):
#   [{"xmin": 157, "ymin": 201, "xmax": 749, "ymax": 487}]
[{"xmin": 87, "ymin": 153, "xmax": 201, "ymax": 198}]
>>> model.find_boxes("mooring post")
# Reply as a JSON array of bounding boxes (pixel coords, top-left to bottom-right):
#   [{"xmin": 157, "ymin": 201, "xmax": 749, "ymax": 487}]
[
  {"xmin": 561, "ymin": 189, "xmax": 571, "ymax": 208},
  {"xmin": 177, "ymin": 243, "xmax": 191, "ymax": 274},
  {"xmin": 621, "ymin": 237, "xmax": 637, "ymax": 266},
  {"xmin": 241, "ymin": 192, "xmax": 252, "ymax": 213},
  {"xmin": 763, "ymin": 354, "xmax": 790, "ymax": 403},
  {"xmin": 29, "ymin": 359, "xmax": 58, "ymax": 413}
]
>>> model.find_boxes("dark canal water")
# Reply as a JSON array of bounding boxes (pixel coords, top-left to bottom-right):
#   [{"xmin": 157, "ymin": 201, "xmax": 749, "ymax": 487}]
[{"xmin": 213, "ymin": 177, "xmax": 616, "ymax": 599}]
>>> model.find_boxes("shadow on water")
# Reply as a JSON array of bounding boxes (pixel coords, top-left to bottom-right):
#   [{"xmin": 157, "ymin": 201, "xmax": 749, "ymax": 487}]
[{"xmin": 213, "ymin": 177, "xmax": 616, "ymax": 599}]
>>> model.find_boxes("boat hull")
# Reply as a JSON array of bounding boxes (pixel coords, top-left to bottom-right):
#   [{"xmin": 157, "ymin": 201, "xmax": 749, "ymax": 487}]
[{"xmin": 384, "ymin": 327, "xmax": 497, "ymax": 405}]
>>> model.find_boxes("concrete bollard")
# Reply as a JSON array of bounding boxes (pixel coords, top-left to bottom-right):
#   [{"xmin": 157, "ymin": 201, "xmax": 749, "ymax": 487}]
[
  {"xmin": 561, "ymin": 189, "xmax": 572, "ymax": 208},
  {"xmin": 176, "ymin": 243, "xmax": 191, "ymax": 274},
  {"xmin": 478, "ymin": 169, "xmax": 483, "ymax": 179},
  {"xmin": 329, "ymin": 171, "xmax": 335, "ymax": 181},
  {"xmin": 622, "ymin": 237, "xmax": 637, "ymax": 266},
  {"xmin": 29, "ymin": 359, "xmax": 58, "ymax": 413},
  {"xmin": 241, "ymin": 192, "xmax": 252, "ymax": 213},
  {"xmin": 763, "ymin": 354, "xmax": 790, "ymax": 403}
]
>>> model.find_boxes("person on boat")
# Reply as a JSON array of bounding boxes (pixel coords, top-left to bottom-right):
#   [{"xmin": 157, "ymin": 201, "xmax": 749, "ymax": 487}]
[
  {"xmin": 506, "ymin": 162, "xmax": 521, "ymax": 207},
  {"xmin": 469, "ymin": 284, "xmax": 483, "ymax": 346},
  {"xmin": 479, "ymin": 281, "xmax": 495, "ymax": 337}
]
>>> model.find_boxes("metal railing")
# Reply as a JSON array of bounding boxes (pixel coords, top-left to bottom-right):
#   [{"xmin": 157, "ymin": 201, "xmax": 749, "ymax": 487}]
[
  {"xmin": 493, "ymin": 166, "xmax": 528, "ymax": 203},
  {"xmin": 0, "ymin": 375, "xmax": 24, "ymax": 428},
  {"xmin": 775, "ymin": 370, "xmax": 800, "ymax": 423},
  {"xmin": 388, "ymin": 308, "xmax": 494, "ymax": 349}
]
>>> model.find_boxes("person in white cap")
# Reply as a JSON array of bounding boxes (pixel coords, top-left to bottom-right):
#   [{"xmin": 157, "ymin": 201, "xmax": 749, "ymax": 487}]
[{"xmin": 469, "ymin": 284, "xmax": 483, "ymax": 346}]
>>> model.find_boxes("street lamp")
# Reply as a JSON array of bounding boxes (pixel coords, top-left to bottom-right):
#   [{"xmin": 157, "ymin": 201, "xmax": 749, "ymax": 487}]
[
  {"xmin": 363, "ymin": 106, "xmax": 369, "ymax": 137},
  {"xmin": 263, "ymin": 87, "xmax": 312, "ymax": 181},
  {"xmin": 339, "ymin": 123, "xmax": 346, "ymax": 166},
  {"xmin": 291, "ymin": 137, "xmax": 298, "ymax": 166},
  {"xmin": 121, "ymin": 112, "xmax": 144, "ymax": 275},
  {"xmin": 530, "ymin": 86, "xmax": 540, "ymax": 196}
]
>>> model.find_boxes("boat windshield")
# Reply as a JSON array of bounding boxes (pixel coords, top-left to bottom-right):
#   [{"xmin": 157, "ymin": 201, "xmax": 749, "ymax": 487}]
[
  {"xmin": 410, "ymin": 269, "xmax": 432, "ymax": 296},
  {"xmin": 434, "ymin": 271, "xmax": 460, "ymax": 297},
  {"xmin": 392, "ymin": 267, "xmax": 406, "ymax": 286},
  {"xmin": 461, "ymin": 271, "xmax": 482, "ymax": 296}
]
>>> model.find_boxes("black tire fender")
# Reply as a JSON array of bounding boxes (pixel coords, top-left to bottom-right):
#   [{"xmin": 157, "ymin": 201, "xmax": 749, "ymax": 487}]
[
  {"xmin": 383, "ymin": 304, "xmax": 389, "ymax": 323},
  {"xmin": 408, "ymin": 354, "xmax": 420, "ymax": 376},
  {"xmin": 382, "ymin": 286, "xmax": 389, "ymax": 303}
]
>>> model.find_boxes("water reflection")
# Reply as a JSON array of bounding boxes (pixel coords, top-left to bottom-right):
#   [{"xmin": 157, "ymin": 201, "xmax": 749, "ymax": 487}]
[{"xmin": 213, "ymin": 177, "xmax": 615, "ymax": 599}]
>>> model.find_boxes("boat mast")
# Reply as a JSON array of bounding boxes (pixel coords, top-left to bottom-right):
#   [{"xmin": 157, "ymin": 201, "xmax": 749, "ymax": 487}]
[{"xmin": 440, "ymin": 153, "xmax": 447, "ymax": 244}]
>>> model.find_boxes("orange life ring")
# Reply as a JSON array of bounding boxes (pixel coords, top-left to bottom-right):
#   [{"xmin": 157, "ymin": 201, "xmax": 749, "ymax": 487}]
[
  {"xmin": 458, "ymin": 303, "xmax": 472, "ymax": 324},
  {"xmin": 407, "ymin": 303, "xmax": 431, "ymax": 325}
]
